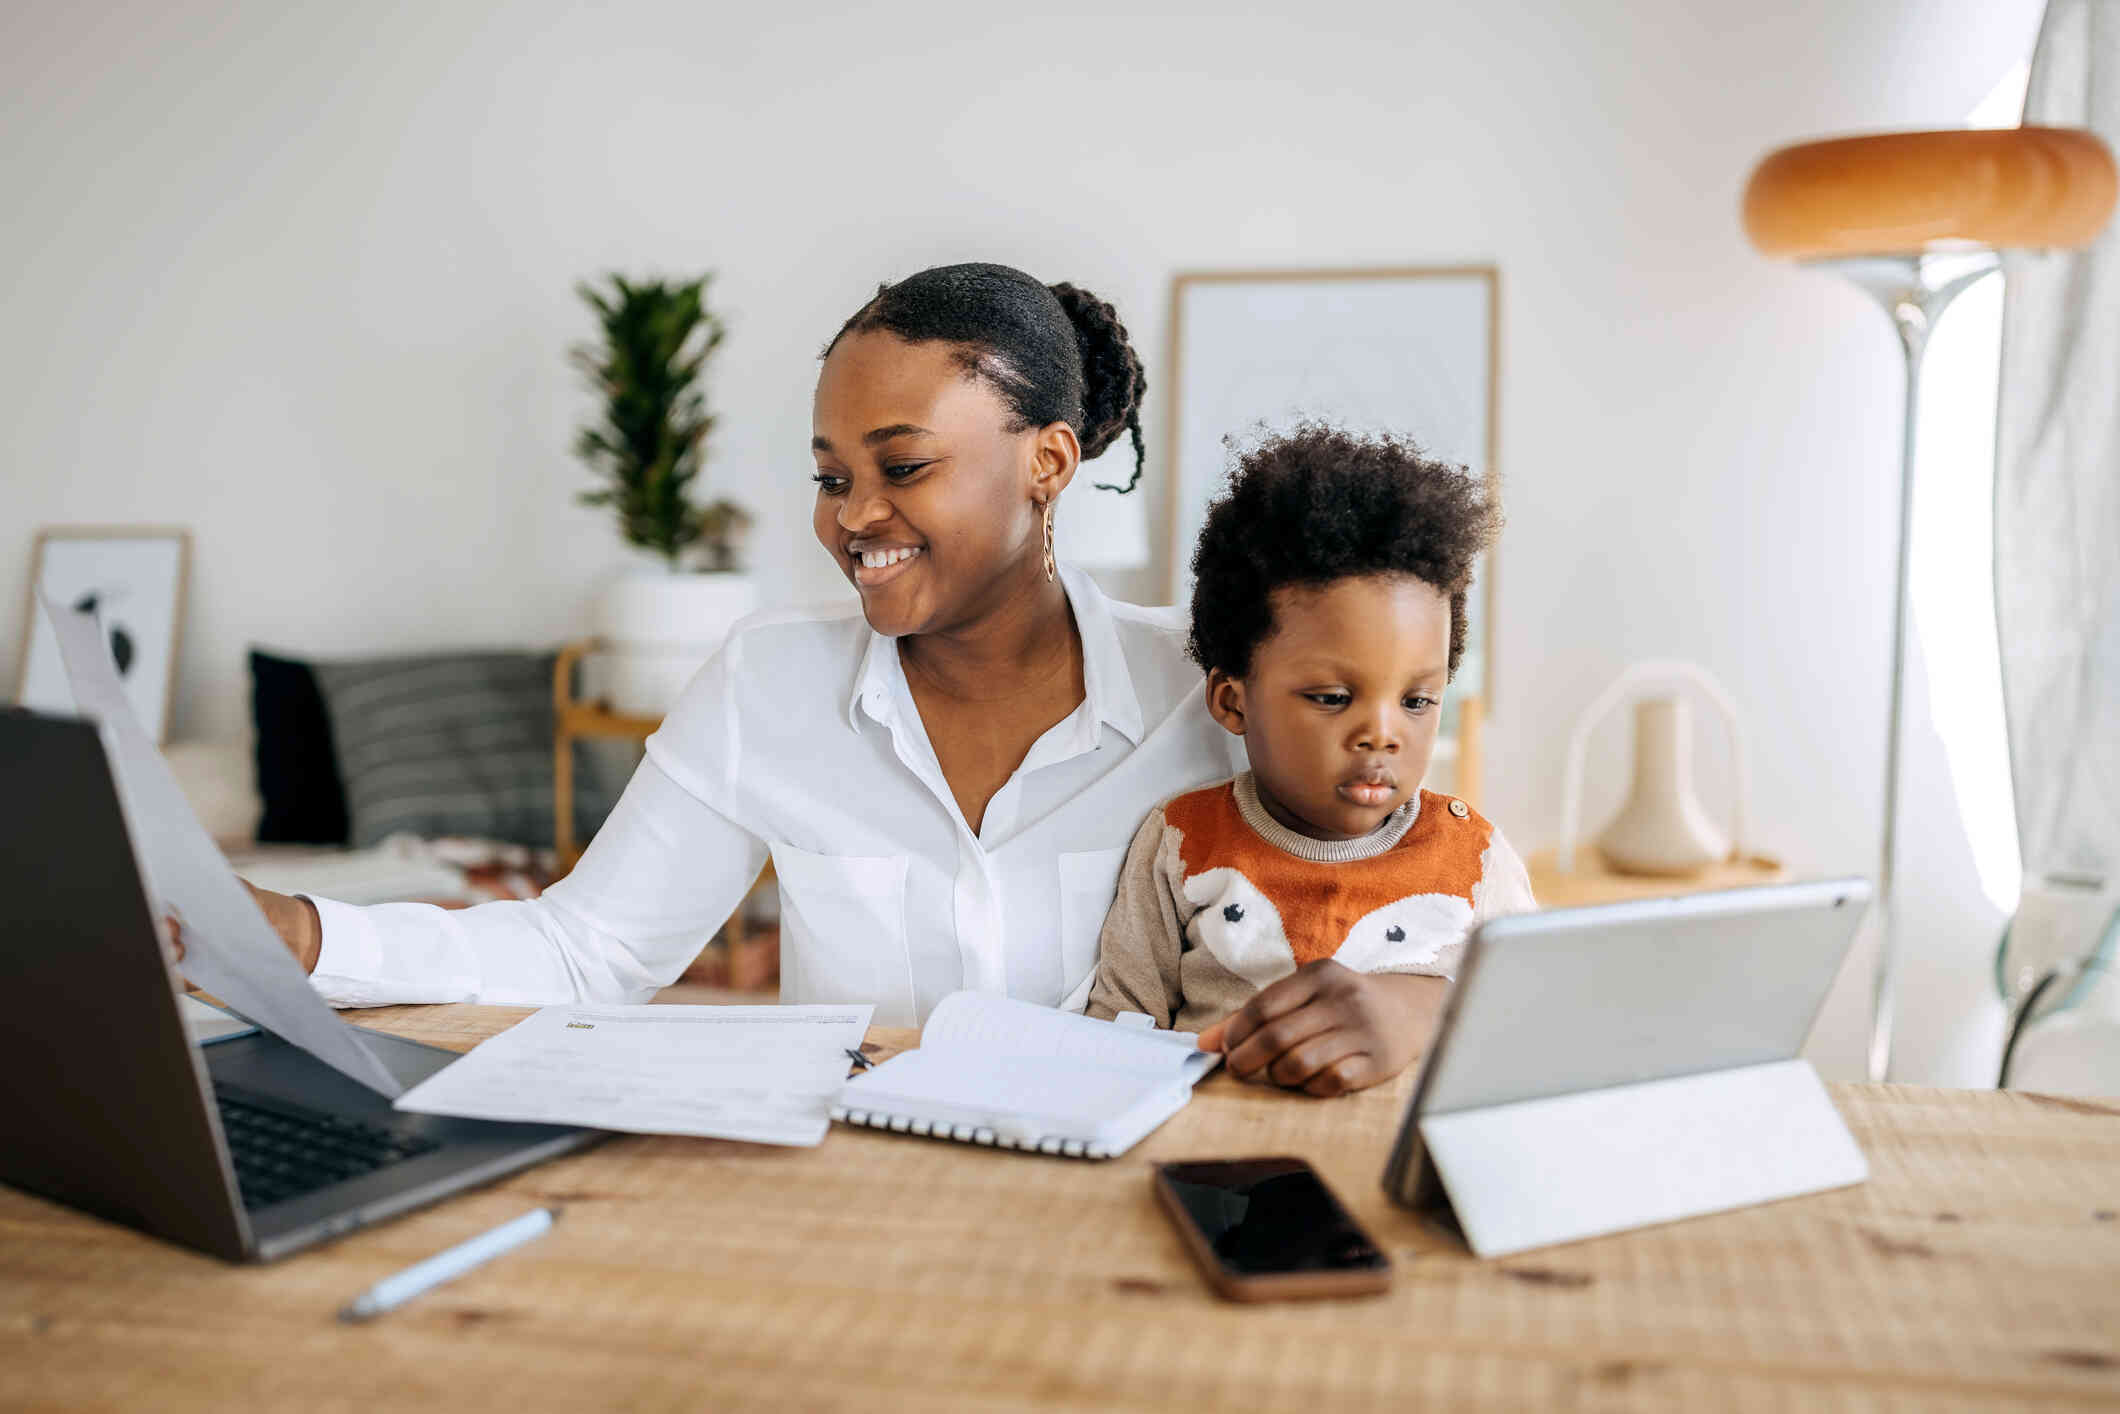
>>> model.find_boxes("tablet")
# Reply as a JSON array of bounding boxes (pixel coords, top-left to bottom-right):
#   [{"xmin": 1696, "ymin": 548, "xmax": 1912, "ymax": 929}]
[{"xmin": 1381, "ymin": 877, "xmax": 1871, "ymax": 1250}]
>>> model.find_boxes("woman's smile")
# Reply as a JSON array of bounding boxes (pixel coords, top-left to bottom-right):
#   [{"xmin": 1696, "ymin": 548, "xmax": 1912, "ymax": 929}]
[{"xmin": 850, "ymin": 542, "xmax": 924, "ymax": 588}]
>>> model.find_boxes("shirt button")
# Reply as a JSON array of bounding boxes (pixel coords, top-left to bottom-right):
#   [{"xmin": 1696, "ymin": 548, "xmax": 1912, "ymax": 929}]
[{"xmin": 1449, "ymin": 798, "xmax": 1471, "ymax": 819}]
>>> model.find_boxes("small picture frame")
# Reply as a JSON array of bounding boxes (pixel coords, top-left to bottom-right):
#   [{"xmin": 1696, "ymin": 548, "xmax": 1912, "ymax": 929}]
[{"xmin": 15, "ymin": 526, "xmax": 191, "ymax": 743}]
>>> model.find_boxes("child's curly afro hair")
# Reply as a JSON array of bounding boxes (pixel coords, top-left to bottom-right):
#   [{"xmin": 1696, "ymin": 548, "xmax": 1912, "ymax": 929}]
[{"xmin": 1187, "ymin": 423, "xmax": 1499, "ymax": 680}]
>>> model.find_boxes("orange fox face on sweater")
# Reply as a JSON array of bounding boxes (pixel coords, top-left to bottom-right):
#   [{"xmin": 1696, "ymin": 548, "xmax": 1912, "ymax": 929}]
[
  {"xmin": 1084, "ymin": 774, "xmax": 1538, "ymax": 1032},
  {"xmin": 1165, "ymin": 783, "xmax": 1495, "ymax": 982}
]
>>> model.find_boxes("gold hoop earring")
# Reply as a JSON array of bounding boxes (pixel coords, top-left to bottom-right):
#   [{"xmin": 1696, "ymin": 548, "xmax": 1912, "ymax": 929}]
[{"xmin": 1041, "ymin": 501, "xmax": 1057, "ymax": 583}]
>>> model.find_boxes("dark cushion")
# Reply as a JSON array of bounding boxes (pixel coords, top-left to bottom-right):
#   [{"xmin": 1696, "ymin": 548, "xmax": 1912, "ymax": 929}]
[
  {"xmin": 250, "ymin": 650, "xmax": 350, "ymax": 844},
  {"xmin": 309, "ymin": 650, "xmax": 629, "ymax": 849}
]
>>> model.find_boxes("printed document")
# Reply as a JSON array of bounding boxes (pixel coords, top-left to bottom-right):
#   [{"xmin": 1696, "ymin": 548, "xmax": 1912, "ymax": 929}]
[
  {"xmin": 394, "ymin": 1004, "xmax": 876, "ymax": 1146},
  {"xmin": 45, "ymin": 594, "xmax": 405, "ymax": 1096}
]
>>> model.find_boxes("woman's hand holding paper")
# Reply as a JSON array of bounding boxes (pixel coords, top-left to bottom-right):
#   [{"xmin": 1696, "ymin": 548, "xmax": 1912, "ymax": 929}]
[{"xmin": 165, "ymin": 880, "xmax": 322, "ymax": 976}]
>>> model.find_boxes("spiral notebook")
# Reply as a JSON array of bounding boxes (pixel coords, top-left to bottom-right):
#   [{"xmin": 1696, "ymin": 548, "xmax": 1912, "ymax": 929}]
[{"xmin": 832, "ymin": 992, "xmax": 1220, "ymax": 1160}]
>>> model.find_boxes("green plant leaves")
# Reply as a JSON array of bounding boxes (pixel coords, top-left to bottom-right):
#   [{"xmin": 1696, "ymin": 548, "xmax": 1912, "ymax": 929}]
[{"xmin": 571, "ymin": 272, "xmax": 735, "ymax": 566}]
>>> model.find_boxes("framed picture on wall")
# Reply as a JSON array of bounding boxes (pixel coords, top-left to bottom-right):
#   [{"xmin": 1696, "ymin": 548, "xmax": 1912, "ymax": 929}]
[
  {"xmin": 1165, "ymin": 265, "xmax": 1500, "ymax": 711},
  {"xmin": 14, "ymin": 526, "xmax": 191, "ymax": 743}
]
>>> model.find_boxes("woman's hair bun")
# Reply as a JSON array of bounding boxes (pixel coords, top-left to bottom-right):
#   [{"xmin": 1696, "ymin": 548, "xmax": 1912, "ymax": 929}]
[{"xmin": 1050, "ymin": 282, "xmax": 1147, "ymax": 491}]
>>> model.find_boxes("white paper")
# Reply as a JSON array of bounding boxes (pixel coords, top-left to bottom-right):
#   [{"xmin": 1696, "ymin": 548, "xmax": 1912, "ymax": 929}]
[
  {"xmin": 840, "ymin": 1049, "xmax": 1177, "ymax": 1140},
  {"xmin": 835, "ymin": 993, "xmax": 1221, "ymax": 1156},
  {"xmin": 394, "ymin": 1004, "xmax": 875, "ymax": 1146},
  {"xmin": 920, "ymin": 991, "xmax": 1215, "ymax": 1080},
  {"xmin": 43, "ymin": 593, "xmax": 405, "ymax": 1096}
]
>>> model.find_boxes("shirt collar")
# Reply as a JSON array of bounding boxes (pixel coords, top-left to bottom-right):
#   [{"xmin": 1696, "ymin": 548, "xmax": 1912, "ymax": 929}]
[
  {"xmin": 1064, "ymin": 562, "xmax": 1146, "ymax": 745},
  {"xmin": 846, "ymin": 623, "xmax": 900, "ymax": 731},
  {"xmin": 843, "ymin": 562, "xmax": 1146, "ymax": 744}
]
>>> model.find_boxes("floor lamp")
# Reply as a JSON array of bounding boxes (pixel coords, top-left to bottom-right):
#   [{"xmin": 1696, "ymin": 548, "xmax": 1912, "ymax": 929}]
[{"xmin": 1742, "ymin": 127, "xmax": 2117, "ymax": 1082}]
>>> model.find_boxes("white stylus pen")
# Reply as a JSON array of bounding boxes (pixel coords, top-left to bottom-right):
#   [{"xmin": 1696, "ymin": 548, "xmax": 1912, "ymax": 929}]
[{"xmin": 339, "ymin": 1207, "xmax": 559, "ymax": 1323}]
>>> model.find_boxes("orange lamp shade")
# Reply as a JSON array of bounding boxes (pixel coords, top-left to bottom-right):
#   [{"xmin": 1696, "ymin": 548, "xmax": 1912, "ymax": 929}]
[{"xmin": 1743, "ymin": 127, "xmax": 2117, "ymax": 260}]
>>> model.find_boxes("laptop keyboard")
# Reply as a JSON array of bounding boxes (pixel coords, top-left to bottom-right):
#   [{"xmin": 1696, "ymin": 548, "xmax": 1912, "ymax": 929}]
[{"xmin": 215, "ymin": 1090, "xmax": 439, "ymax": 1210}]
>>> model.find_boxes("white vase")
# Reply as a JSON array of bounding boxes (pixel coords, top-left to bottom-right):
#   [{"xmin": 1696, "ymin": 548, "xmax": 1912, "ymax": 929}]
[
  {"xmin": 1595, "ymin": 696, "xmax": 1731, "ymax": 878},
  {"xmin": 596, "ymin": 569, "xmax": 758, "ymax": 717}
]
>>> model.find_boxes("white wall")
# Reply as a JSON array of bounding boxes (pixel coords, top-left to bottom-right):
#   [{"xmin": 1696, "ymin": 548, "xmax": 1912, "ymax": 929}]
[{"xmin": 1, "ymin": 0, "xmax": 2042, "ymax": 1080}]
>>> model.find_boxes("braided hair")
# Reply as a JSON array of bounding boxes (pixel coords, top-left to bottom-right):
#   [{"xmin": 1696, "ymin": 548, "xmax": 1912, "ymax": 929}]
[{"xmin": 825, "ymin": 263, "xmax": 1147, "ymax": 492}]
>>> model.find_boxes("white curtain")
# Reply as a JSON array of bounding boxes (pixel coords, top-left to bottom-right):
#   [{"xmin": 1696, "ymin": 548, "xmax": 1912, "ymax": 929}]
[{"xmin": 1994, "ymin": 0, "xmax": 2120, "ymax": 1047}]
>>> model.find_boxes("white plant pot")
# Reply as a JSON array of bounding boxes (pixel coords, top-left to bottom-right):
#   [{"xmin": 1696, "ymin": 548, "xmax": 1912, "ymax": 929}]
[{"xmin": 596, "ymin": 570, "xmax": 759, "ymax": 717}]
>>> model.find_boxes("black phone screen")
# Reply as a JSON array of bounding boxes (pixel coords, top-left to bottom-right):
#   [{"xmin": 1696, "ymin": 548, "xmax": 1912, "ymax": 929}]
[{"xmin": 1157, "ymin": 1158, "xmax": 1388, "ymax": 1276}]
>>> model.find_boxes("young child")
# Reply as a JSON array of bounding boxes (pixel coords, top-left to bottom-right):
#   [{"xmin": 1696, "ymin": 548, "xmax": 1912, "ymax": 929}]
[{"xmin": 1086, "ymin": 424, "xmax": 1535, "ymax": 1094}]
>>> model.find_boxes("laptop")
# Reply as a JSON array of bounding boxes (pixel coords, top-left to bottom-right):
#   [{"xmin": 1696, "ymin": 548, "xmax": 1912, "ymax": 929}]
[
  {"xmin": 1380, "ymin": 878, "xmax": 1872, "ymax": 1255},
  {"xmin": 0, "ymin": 710, "xmax": 600, "ymax": 1262}
]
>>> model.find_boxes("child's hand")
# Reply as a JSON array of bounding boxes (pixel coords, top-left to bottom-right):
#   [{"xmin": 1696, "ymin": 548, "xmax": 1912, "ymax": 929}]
[{"xmin": 1196, "ymin": 960, "xmax": 1445, "ymax": 1097}]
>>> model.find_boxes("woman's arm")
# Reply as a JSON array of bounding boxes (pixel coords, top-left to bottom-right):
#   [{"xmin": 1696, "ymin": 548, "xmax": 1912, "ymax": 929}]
[{"xmin": 302, "ymin": 759, "xmax": 768, "ymax": 1008}]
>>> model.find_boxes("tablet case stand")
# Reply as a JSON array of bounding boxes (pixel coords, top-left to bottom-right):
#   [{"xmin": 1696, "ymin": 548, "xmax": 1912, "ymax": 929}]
[{"xmin": 1396, "ymin": 1057, "xmax": 1868, "ymax": 1259}]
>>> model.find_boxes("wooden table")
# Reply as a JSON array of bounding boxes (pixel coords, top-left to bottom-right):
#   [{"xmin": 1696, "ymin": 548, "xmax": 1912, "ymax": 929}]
[{"xmin": 5, "ymin": 1007, "xmax": 2118, "ymax": 1412}]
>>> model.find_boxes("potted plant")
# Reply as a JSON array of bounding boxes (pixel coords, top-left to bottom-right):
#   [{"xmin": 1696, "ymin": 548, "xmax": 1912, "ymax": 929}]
[{"xmin": 574, "ymin": 273, "xmax": 758, "ymax": 715}]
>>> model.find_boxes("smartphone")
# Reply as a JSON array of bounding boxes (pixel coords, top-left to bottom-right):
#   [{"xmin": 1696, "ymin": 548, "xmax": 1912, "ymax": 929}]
[{"xmin": 1153, "ymin": 1157, "xmax": 1392, "ymax": 1302}]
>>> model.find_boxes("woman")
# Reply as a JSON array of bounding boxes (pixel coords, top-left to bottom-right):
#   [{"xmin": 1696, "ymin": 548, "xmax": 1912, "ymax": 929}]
[{"xmin": 234, "ymin": 263, "xmax": 1443, "ymax": 1094}]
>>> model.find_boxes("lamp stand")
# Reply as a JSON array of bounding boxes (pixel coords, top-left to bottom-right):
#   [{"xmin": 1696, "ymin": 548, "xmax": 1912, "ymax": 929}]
[{"xmin": 1813, "ymin": 251, "xmax": 2000, "ymax": 1081}]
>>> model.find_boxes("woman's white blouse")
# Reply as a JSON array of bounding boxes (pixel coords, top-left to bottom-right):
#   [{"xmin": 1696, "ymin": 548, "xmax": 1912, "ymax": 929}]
[{"xmin": 307, "ymin": 566, "xmax": 1247, "ymax": 1026}]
